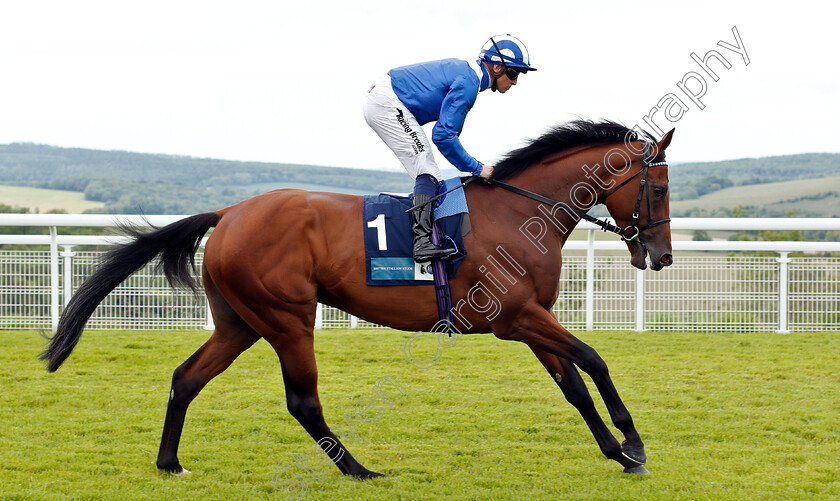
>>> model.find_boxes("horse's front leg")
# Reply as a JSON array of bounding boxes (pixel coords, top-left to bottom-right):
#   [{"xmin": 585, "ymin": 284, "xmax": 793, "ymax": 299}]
[
  {"xmin": 530, "ymin": 347, "xmax": 648, "ymax": 474},
  {"xmin": 496, "ymin": 303, "xmax": 648, "ymax": 473}
]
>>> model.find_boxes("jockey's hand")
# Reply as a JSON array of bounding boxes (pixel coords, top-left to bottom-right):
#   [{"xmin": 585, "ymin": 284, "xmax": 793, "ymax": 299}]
[{"xmin": 479, "ymin": 164, "xmax": 494, "ymax": 179}]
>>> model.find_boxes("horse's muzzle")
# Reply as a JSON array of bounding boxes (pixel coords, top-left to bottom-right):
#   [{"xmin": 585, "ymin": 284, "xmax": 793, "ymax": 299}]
[{"xmin": 648, "ymin": 250, "xmax": 673, "ymax": 271}]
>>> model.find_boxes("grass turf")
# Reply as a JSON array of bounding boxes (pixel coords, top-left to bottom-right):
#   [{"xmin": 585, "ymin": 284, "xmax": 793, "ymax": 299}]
[
  {"xmin": 0, "ymin": 184, "xmax": 105, "ymax": 214},
  {"xmin": 1, "ymin": 328, "xmax": 838, "ymax": 500}
]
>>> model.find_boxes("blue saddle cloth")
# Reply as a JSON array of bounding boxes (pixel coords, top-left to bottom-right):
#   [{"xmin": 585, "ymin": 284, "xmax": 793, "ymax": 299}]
[{"xmin": 363, "ymin": 177, "xmax": 469, "ymax": 286}]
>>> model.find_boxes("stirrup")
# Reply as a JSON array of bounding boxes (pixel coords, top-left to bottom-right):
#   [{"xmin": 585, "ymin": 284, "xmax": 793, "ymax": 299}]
[{"xmin": 413, "ymin": 244, "xmax": 456, "ymax": 263}]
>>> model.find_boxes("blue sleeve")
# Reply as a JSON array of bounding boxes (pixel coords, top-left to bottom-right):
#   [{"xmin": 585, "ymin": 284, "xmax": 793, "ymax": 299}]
[{"xmin": 431, "ymin": 76, "xmax": 482, "ymax": 175}]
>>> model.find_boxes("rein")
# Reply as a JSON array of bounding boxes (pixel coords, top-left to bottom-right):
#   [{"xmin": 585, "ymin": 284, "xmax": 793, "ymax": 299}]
[
  {"xmin": 405, "ymin": 159, "xmax": 669, "ymax": 242},
  {"xmin": 487, "ymin": 160, "xmax": 670, "ymax": 242},
  {"xmin": 485, "ymin": 178, "xmax": 627, "ymax": 236}
]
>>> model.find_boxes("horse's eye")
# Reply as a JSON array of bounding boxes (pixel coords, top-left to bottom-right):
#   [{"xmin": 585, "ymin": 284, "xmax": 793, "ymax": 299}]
[{"xmin": 653, "ymin": 186, "xmax": 667, "ymax": 197}]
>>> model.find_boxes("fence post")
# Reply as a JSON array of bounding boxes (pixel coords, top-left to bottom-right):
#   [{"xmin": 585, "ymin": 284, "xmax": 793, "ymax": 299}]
[
  {"xmin": 350, "ymin": 314, "xmax": 359, "ymax": 328},
  {"xmin": 634, "ymin": 268, "xmax": 645, "ymax": 331},
  {"xmin": 776, "ymin": 252, "xmax": 791, "ymax": 333},
  {"xmin": 50, "ymin": 227, "xmax": 59, "ymax": 330},
  {"xmin": 204, "ymin": 299, "xmax": 215, "ymax": 331},
  {"xmin": 585, "ymin": 229, "xmax": 595, "ymax": 330},
  {"xmin": 314, "ymin": 303, "xmax": 323, "ymax": 330},
  {"xmin": 60, "ymin": 245, "xmax": 75, "ymax": 307}
]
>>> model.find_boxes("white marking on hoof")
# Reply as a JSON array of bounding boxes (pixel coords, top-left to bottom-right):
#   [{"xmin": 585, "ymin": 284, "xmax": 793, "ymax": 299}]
[
  {"xmin": 621, "ymin": 451, "xmax": 645, "ymax": 465},
  {"xmin": 174, "ymin": 467, "xmax": 191, "ymax": 476}
]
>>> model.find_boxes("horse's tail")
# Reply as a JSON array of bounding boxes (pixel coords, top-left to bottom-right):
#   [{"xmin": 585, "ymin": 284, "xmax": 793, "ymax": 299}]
[{"xmin": 40, "ymin": 212, "xmax": 221, "ymax": 372}]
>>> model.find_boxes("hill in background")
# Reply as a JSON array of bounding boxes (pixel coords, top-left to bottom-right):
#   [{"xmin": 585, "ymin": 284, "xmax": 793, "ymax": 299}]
[
  {"xmin": 671, "ymin": 175, "xmax": 840, "ymax": 217},
  {"xmin": 0, "ymin": 185, "xmax": 104, "ymax": 214},
  {"xmin": 0, "ymin": 143, "xmax": 838, "ymax": 216},
  {"xmin": 668, "ymin": 153, "xmax": 840, "ymax": 217},
  {"xmin": 0, "ymin": 143, "xmax": 413, "ymax": 214}
]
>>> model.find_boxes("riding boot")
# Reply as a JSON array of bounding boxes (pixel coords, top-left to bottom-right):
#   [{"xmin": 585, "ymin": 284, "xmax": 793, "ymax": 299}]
[{"xmin": 411, "ymin": 194, "xmax": 455, "ymax": 262}]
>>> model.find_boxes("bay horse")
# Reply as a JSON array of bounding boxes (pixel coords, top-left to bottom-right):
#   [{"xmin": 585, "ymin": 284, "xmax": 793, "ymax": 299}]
[{"xmin": 42, "ymin": 120, "xmax": 674, "ymax": 478}]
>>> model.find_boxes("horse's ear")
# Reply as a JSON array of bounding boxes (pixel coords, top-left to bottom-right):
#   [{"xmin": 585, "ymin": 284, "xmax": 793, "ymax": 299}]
[{"xmin": 657, "ymin": 128, "xmax": 675, "ymax": 153}]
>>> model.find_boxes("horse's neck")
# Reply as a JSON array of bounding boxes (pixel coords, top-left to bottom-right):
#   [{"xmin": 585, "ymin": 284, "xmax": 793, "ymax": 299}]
[{"xmin": 508, "ymin": 146, "xmax": 610, "ymax": 236}]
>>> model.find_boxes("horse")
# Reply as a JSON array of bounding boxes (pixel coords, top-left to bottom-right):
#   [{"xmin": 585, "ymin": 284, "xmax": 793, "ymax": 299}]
[{"xmin": 41, "ymin": 119, "xmax": 674, "ymax": 478}]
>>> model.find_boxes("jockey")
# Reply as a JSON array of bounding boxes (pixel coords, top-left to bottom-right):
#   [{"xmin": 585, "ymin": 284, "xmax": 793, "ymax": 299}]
[{"xmin": 363, "ymin": 34, "xmax": 536, "ymax": 262}]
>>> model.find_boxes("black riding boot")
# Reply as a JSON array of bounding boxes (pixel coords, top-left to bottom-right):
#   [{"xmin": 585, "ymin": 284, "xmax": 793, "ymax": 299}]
[{"xmin": 411, "ymin": 194, "xmax": 455, "ymax": 262}]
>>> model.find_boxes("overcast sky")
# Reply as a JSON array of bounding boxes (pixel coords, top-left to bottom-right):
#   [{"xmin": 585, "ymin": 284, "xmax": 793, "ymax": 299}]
[{"xmin": 0, "ymin": 1, "xmax": 837, "ymax": 171}]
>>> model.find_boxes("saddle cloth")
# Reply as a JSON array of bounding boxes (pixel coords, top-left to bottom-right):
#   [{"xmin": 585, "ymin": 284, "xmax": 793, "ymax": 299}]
[{"xmin": 363, "ymin": 177, "xmax": 470, "ymax": 286}]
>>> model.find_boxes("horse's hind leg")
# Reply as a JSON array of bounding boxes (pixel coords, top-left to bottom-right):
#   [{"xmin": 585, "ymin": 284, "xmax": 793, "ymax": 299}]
[
  {"xmin": 156, "ymin": 270, "xmax": 259, "ymax": 474},
  {"xmin": 267, "ymin": 326, "xmax": 385, "ymax": 479},
  {"xmin": 530, "ymin": 348, "xmax": 648, "ymax": 474}
]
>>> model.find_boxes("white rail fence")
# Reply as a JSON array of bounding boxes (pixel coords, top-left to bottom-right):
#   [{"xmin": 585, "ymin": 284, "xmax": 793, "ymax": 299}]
[{"xmin": 2, "ymin": 214, "xmax": 839, "ymax": 333}]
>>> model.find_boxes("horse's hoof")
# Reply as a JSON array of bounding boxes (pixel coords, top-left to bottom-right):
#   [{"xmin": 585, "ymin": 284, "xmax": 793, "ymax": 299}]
[
  {"xmin": 623, "ymin": 464, "xmax": 650, "ymax": 475},
  {"xmin": 157, "ymin": 459, "xmax": 189, "ymax": 476},
  {"xmin": 352, "ymin": 470, "xmax": 386, "ymax": 480},
  {"xmin": 621, "ymin": 442, "xmax": 647, "ymax": 465},
  {"xmin": 159, "ymin": 465, "xmax": 191, "ymax": 476}
]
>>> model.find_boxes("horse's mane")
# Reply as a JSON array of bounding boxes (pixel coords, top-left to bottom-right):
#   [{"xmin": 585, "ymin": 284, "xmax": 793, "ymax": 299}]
[{"xmin": 491, "ymin": 119, "xmax": 658, "ymax": 181}]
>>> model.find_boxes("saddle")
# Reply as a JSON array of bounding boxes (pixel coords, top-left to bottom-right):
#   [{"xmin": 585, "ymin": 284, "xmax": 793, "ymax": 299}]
[{"xmin": 362, "ymin": 177, "xmax": 470, "ymax": 287}]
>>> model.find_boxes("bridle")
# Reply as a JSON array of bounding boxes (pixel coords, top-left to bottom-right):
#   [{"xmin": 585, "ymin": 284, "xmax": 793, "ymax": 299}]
[
  {"xmin": 485, "ymin": 157, "xmax": 670, "ymax": 243},
  {"xmin": 600, "ymin": 160, "xmax": 670, "ymax": 242}
]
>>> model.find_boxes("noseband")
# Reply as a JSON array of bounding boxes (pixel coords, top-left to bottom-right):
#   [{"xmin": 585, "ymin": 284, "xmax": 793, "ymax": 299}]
[{"xmin": 601, "ymin": 161, "xmax": 670, "ymax": 242}]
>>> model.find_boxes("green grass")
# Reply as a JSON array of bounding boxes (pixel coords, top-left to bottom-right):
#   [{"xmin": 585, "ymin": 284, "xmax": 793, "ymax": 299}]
[
  {"xmin": 672, "ymin": 175, "xmax": 840, "ymax": 216},
  {"xmin": 1, "ymin": 328, "xmax": 838, "ymax": 500},
  {"xmin": 0, "ymin": 184, "xmax": 105, "ymax": 214}
]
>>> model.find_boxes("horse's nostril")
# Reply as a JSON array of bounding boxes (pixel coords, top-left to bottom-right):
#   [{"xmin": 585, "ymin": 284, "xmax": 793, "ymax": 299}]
[{"xmin": 660, "ymin": 254, "xmax": 673, "ymax": 266}]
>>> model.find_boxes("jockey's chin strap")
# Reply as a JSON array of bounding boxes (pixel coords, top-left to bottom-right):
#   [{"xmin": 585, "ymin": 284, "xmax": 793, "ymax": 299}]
[
  {"xmin": 488, "ymin": 36, "xmax": 507, "ymax": 93},
  {"xmin": 486, "ymin": 160, "xmax": 670, "ymax": 242}
]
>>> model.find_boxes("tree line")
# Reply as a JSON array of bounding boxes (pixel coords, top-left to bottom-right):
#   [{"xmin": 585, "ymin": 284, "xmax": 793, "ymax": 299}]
[
  {"xmin": 0, "ymin": 143, "xmax": 413, "ymax": 214},
  {"xmin": 0, "ymin": 143, "xmax": 837, "ymax": 215},
  {"xmin": 668, "ymin": 152, "xmax": 840, "ymax": 201}
]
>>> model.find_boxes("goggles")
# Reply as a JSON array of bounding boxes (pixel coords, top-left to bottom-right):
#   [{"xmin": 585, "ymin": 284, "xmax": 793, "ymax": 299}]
[{"xmin": 504, "ymin": 67, "xmax": 526, "ymax": 80}]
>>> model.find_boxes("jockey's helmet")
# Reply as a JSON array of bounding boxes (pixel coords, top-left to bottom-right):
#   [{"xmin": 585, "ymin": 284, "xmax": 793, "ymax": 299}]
[{"xmin": 479, "ymin": 34, "xmax": 537, "ymax": 72}]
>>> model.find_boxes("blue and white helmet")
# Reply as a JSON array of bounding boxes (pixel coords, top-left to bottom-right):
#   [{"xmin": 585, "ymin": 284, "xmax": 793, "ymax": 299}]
[{"xmin": 479, "ymin": 34, "xmax": 537, "ymax": 71}]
